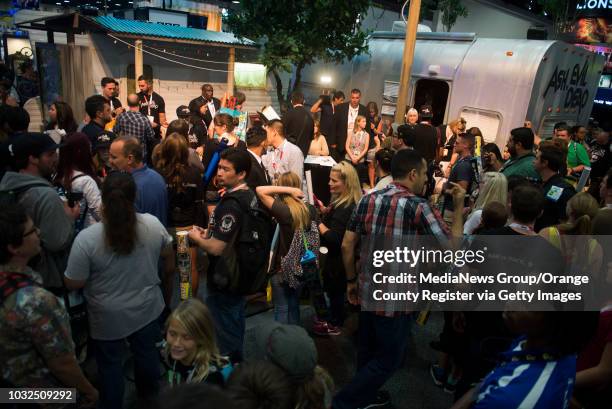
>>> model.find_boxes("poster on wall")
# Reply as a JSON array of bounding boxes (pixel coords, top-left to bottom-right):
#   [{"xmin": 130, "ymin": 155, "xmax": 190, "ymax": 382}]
[{"xmin": 36, "ymin": 43, "xmax": 62, "ymax": 112}]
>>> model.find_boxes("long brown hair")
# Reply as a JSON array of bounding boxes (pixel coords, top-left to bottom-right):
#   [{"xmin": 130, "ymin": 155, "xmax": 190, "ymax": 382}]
[
  {"xmin": 154, "ymin": 133, "xmax": 189, "ymax": 192},
  {"xmin": 101, "ymin": 172, "xmax": 137, "ymax": 254},
  {"xmin": 276, "ymin": 172, "xmax": 310, "ymax": 230}
]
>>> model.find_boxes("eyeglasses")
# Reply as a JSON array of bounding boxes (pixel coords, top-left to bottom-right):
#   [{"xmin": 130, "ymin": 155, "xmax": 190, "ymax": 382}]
[{"xmin": 23, "ymin": 226, "xmax": 40, "ymax": 238}]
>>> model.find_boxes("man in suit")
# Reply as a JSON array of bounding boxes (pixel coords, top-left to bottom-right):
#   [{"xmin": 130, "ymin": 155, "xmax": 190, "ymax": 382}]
[
  {"xmin": 282, "ymin": 91, "xmax": 314, "ymax": 157},
  {"xmin": 245, "ymin": 125, "xmax": 270, "ymax": 190},
  {"xmin": 333, "ymin": 88, "xmax": 368, "ymax": 161},
  {"xmin": 188, "ymin": 84, "xmax": 221, "ymax": 127}
]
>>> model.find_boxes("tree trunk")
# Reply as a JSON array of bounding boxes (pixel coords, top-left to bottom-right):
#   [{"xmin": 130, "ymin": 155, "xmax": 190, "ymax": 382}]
[
  {"xmin": 293, "ymin": 62, "xmax": 305, "ymax": 96},
  {"xmin": 270, "ymin": 68, "xmax": 286, "ymax": 114}
]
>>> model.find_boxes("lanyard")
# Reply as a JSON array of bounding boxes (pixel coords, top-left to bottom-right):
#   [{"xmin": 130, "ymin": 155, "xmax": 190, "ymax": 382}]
[
  {"xmin": 272, "ymin": 146, "xmax": 284, "ymax": 171},
  {"xmin": 168, "ymin": 360, "xmax": 198, "ymax": 386},
  {"xmin": 226, "ymin": 183, "xmax": 247, "ymax": 194},
  {"xmin": 143, "ymin": 94, "xmax": 152, "ymax": 116}
]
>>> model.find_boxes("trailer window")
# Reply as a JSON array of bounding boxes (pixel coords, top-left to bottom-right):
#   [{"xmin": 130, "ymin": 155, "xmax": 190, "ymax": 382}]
[
  {"xmin": 459, "ymin": 108, "xmax": 502, "ymax": 144},
  {"xmin": 413, "ymin": 79, "xmax": 449, "ymax": 126}
]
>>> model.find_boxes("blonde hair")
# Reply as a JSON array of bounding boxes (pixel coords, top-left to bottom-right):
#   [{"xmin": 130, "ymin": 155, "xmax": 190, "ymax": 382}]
[
  {"xmin": 295, "ymin": 365, "xmax": 335, "ymax": 409},
  {"xmin": 472, "ymin": 172, "xmax": 508, "ymax": 215},
  {"xmin": 276, "ymin": 172, "xmax": 310, "ymax": 230},
  {"xmin": 559, "ymin": 192, "xmax": 599, "ymax": 235},
  {"xmin": 330, "ymin": 162, "xmax": 362, "ymax": 209},
  {"xmin": 165, "ymin": 299, "xmax": 225, "ymax": 383},
  {"xmin": 353, "ymin": 115, "xmax": 367, "ymax": 133}
]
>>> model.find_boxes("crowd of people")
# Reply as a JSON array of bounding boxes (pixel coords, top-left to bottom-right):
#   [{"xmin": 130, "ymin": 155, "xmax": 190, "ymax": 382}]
[{"xmin": 0, "ymin": 76, "xmax": 611, "ymax": 409}]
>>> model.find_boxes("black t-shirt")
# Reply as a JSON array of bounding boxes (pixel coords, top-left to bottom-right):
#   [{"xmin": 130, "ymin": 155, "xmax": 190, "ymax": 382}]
[
  {"xmin": 105, "ymin": 96, "xmax": 122, "ymax": 113},
  {"xmin": 81, "ymin": 121, "xmax": 105, "ymax": 147},
  {"xmin": 320, "ymin": 104, "xmax": 335, "ymax": 144},
  {"xmin": 165, "ymin": 358, "xmax": 227, "ymax": 387},
  {"xmin": 164, "ymin": 166, "xmax": 206, "ymax": 228},
  {"xmin": 207, "ymin": 188, "xmax": 254, "ymax": 291},
  {"xmin": 413, "ymin": 123, "xmax": 438, "ymax": 163},
  {"xmin": 202, "ymin": 138, "xmax": 247, "ymax": 178},
  {"xmin": 589, "ymin": 141, "xmax": 612, "ymax": 179},
  {"xmin": 442, "ymin": 134, "xmax": 457, "ymax": 162},
  {"xmin": 444, "ymin": 156, "xmax": 474, "ymax": 211},
  {"xmin": 367, "ymin": 116, "xmax": 381, "ymax": 148},
  {"xmin": 534, "ymin": 174, "xmax": 576, "ymax": 232},
  {"xmin": 188, "ymin": 119, "xmax": 208, "ymax": 149},
  {"xmin": 138, "ymin": 91, "xmax": 165, "ymax": 137}
]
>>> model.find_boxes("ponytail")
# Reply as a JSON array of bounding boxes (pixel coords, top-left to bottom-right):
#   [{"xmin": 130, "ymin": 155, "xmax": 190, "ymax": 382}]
[
  {"xmin": 295, "ymin": 366, "xmax": 334, "ymax": 409},
  {"xmin": 101, "ymin": 172, "xmax": 138, "ymax": 254}
]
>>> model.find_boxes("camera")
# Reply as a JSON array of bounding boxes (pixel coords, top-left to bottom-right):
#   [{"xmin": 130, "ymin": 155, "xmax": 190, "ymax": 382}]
[{"xmin": 66, "ymin": 191, "xmax": 84, "ymax": 208}]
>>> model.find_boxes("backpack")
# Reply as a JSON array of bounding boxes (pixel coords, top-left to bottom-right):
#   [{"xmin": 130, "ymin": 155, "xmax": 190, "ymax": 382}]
[
  {"xmin": 211, "ymin": 191, "xmax": 274, "ymax": 295},
  {"xmin": 280, "ymin": 220, "xmax": 320, "ymax": 289}
]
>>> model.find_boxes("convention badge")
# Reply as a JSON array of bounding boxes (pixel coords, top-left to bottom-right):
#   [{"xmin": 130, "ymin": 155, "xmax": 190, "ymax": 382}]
[{"xmin": 546, "ymin": 185, "xmax": 564, "ymax": 202}]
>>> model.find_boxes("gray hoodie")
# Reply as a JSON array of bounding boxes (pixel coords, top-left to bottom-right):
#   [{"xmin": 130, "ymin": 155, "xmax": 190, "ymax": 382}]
[{"xmin": 0, "ymin": 171, "xmax": 74, "ymax": 289}]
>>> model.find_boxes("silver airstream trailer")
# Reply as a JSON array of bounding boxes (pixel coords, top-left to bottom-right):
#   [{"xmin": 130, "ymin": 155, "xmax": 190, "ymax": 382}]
[{"xmin": 314, "ymin": 31, "xmax": 605, "ymax": 148}]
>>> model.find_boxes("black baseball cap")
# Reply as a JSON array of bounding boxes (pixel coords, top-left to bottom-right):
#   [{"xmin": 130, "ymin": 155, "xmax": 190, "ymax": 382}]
[
  {"xmin": 9, "ymin": 132, "xmax": 59, "ymax": 159},
  {"xmin": 176, "ymin": 105, "xmax": 191, "ymax": 119}
]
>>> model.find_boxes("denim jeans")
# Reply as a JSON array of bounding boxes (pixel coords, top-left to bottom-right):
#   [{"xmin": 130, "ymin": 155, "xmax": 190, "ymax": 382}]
[
  {"xmin": 206, "ymin": 289, "xmax": 246, "ymax": 362},
  {"xmin": 332, "ymin": 312, "xmax": 412, "ymax": 409},
  {"xmin": 270, "ymin": 273, "xmax": 301, "ymax": 325},
  {"xmin": 94, "ymin": 319, "xmax": 161, "ymax": 409}
]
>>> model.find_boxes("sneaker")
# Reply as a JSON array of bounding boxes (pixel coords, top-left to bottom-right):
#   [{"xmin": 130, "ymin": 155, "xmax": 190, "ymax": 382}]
[
  {"xmin": 430, "ymin": 364, "xmax": 447, "ymax": 387},
  {"xmin": 312, "ymin": 320, "xmax": 342, "ymax": 336},
  {"xmin": 360, "ymin": 390, "xmax": 391, "ymax": 409}
]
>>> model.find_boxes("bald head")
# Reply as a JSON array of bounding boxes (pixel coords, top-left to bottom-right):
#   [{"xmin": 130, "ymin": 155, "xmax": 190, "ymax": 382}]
[{"xmin": 127, "ymin": 93, "xmax": 140, "ymax": 109}]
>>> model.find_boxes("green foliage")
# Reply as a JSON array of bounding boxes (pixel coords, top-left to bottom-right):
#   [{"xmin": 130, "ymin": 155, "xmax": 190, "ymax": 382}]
[
  {"xmin": 438, "ymin": 0, "xmax": 468, "ymax": 32},
  {"xmin": 537, "ymin": 0, "xmax": 577, "ymax": 35},
  {"xmin": 224, "ymin": 0, "xmax": 371, "ymax": 109}
]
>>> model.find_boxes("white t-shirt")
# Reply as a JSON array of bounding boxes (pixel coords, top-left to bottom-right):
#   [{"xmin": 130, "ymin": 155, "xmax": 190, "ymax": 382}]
[
  {"xmin": 65, "ymin": 213, "xmax": 172, "ymax": 340},
  {"xmin": 347, "ymin": 105, "xmax": 359, "ymax": 134},
  {"xmin": 463, "ymin": 209, "xmax": 483, "ymax": 235},
  {"xmin": 70, "ymin": 171, "xmax": 102, "ymax": 228}
]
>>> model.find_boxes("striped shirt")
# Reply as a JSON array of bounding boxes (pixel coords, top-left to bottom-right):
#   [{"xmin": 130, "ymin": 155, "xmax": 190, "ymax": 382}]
[
  {"xmin": 475, "ymin": 336, "xmax": 575, "ymax": 409},
  {"xmin": 347, "ymin": 182, "xmax": 450, "ymax": 315}
]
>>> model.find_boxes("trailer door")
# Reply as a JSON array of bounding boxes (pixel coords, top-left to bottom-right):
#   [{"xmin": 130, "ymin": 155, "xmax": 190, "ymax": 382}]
[{"xmin": 413, "ymin": 79, "xmax": 449, "ymax": 126}]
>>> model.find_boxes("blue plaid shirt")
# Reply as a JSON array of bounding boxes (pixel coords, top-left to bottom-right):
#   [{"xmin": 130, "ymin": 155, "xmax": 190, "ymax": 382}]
[
  {"xmin": 347, "ymin": 182, "xmax": 450, "ymax": 315},
  {"xmin": 113, "ymin": 110, "xmax": 155, "ymax": 158}
]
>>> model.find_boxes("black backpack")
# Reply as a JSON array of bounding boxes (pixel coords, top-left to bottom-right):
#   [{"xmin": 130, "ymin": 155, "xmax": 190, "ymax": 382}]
[{"xmin": 211, "ymin": 190, "xmax": 274, "ymax": 295}]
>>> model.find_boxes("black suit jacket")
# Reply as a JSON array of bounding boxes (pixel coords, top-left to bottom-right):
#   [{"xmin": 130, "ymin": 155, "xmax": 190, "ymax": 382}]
[
  {"xmin": 333, "ymin": 102, "xmax": 369, "ymax": 155},
  {"xmin": 245, "ymin": 151, "xmax": 270, "ymax": 190},
  {"xmin": 188, "ymin": 96, "xmax": 221, "ymax": 127},
  {"xmin": 282, "ymin": 105, "xmax": 314, "ymax": 157}
]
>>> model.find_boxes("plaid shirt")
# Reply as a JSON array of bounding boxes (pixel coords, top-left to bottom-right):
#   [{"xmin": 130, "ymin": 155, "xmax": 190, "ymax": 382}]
[
  {"xmin": 113, "ymin": 110, "xmax": 155, "ymax": 158},
  {"xmin": 347, "ymin": 182, "xmax": 450, "ymax": 316}
]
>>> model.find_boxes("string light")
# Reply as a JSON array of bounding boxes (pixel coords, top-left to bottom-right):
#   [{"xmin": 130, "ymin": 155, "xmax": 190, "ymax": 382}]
[{"xmin": 107, "ymin": 34, "xmax": 232, "ymax": 72}]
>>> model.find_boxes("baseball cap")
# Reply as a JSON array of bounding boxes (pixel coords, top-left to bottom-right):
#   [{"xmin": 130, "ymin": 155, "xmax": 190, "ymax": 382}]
[
  {"xmin": 9, "ymin": 132, "xmax": 59, "ymax": 159},
  {"xmin": 419, "ymin": 105, "xmax": 433, "ymax": 119},
  {"xmin": 93, "ymin": 131, "xmax": 116, "ymax": 150},
  {"xmin": 176, "ymin": 105, "xmax": 191, "ymax": 119},
  {"xmin": 253, "ymin": 322, "xmax": 317, "ymax": 380}
]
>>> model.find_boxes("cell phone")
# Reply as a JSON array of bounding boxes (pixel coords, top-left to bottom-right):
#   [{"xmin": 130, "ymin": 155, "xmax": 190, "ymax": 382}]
[{"xmin": 67, "ymin": 191, "xmax": 83, "ymax": 207}]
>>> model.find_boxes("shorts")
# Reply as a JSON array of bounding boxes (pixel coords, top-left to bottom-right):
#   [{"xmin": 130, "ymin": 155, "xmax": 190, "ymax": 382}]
[{"xmin": 366, "ymin": 148, "xmax": 377, "ymax": 163}]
